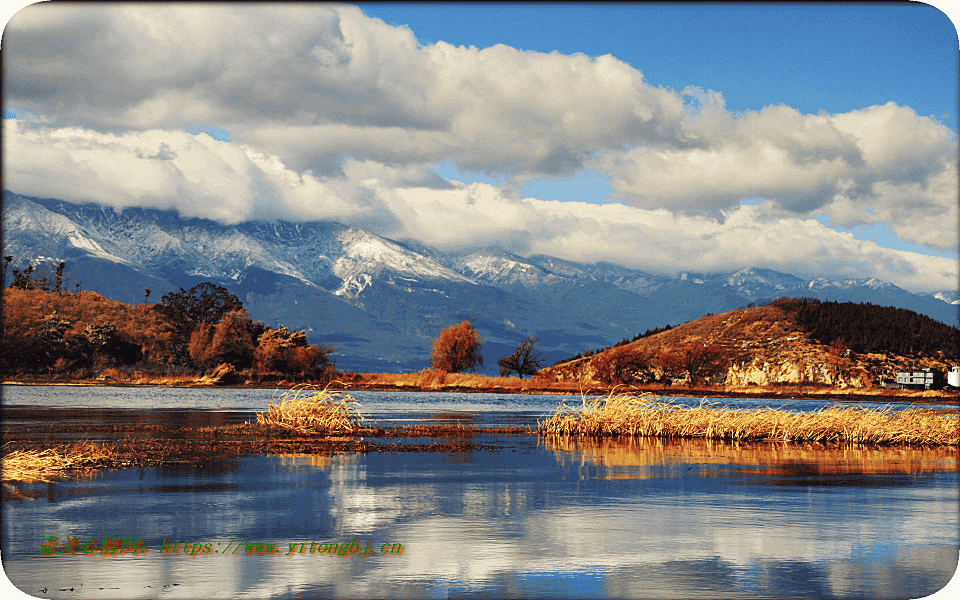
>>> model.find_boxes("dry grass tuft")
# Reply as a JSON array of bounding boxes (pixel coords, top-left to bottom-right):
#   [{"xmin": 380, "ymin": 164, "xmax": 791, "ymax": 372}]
[
  {"xmin": 415, "ymin": 368, "xmax": 447, "ymax": 388},
  {"xmin": 2, "ymin": 442, "xmax": 118, "ymax": 483},
  {"xmin": 538, "ymin": 393, "xmax": 959, "ymax": 446},
  {"xmin": 256, "ymin": 385, "xmax": 365, "ymax": 434}
]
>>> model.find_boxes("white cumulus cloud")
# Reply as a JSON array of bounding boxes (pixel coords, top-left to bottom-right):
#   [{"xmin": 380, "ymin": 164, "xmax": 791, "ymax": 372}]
[{"xmin": 2, "ymin": 3, "xmax": 957, "ymax": 291}]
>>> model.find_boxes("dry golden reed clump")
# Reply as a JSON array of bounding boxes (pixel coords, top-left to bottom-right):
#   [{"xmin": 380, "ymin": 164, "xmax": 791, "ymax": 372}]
[
  {"xmin": 415, "ymin": 368, "xmax": 447, "ymax": 388},
  {"xmin": 256, "ymin": 385, "xmax": 365, "ymax": 434},
  {"xmin": 2, "ymin": 442, "xmax": 117, "ymax": 483},
  {"xmin": 538, "ymin": 393, "xmax": 959, "ymax": 446}
]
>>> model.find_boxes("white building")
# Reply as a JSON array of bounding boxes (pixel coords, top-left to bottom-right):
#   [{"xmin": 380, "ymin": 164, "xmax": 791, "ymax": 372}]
[{"xmin": 948, "ymin": 366, "xmax": 960, "ymax": 388}]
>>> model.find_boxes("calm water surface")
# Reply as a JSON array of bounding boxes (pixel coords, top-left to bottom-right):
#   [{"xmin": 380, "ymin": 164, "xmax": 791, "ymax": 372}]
[{"xmin": 2, "ymin": 385, "xmax": 957, "ymax": 599}]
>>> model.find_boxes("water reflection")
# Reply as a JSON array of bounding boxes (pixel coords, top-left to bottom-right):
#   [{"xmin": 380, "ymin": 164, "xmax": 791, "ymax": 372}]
[
  {"xmin": 542, "ymin": 435, "xmax": 959, "ymax": 479},
  {"xmin": 275, "ymin": 454, "xmax": 344, "ymax": 469},
  {"xmin": 3, "ymin": 386, "xmax": 958, "ymax": 599},
  {"xmin": 4, "ymin": 434, "xmax": 956, "ymax": 599}
]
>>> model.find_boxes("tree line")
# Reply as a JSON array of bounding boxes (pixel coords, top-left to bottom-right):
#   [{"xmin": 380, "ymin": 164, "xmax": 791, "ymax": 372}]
[
  {"xmin": 784, "ymin": 298, "xmax": 960, "ymax": 358},
  {"xmin": 8, "ymin": 257, "xmax": 953, "ymax": 385},
  {"xmin": 3, "ymin": 257, "xmax": 72, "ymax": 294},
  {"xmin": 3, "ymin": 260, "xmax": 545, "ymax": 382}
]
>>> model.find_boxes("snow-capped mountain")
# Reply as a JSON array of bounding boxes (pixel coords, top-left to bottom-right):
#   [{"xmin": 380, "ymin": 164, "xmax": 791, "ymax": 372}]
[
  {"xmin": 331, "ymin": 229, "xmax": 472, "ymax": 299},
  {"xmin": 3, "ymin": 191, "xmax": 957, "ymax": 372},
  {"xmin": 450, "ymin": 249, "xmax": 561, "ymax": 290},
  {"xmin": 932, "ymin": 290, "xmax": 960, "ymax": 305},
  {"xmin": 714, "ymin": 268, "xmax": 806, "ymax": 300}
]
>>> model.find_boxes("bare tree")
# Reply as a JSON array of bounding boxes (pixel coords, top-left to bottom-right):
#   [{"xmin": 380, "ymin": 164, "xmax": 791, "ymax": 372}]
[
  {"xmin": 827, "ymin": 337, "xmax": 851, "ymax": 384},
  {"xmin": 661, "ymin": 342, "xmax": 729, "ymax": 385},
  {"xmin": 498, "ymin": 335, "xmax": 543, "ymax": 378},
  {"xmin": 1, "ymin": 256, "xmax": 10, "ymax": 288},
  {"xmin": 593, "ymin": 345, "xmax": 647, "ymax": 384},
  {"xmin": 54, "ymin": 261, "xmax": 66, "ymax": 295}
]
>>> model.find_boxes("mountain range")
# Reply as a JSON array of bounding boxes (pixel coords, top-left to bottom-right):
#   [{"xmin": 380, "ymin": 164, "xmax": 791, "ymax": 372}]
[{"xmin": 3, "ymin": 190, "xmax": 957, "ymax": 374}]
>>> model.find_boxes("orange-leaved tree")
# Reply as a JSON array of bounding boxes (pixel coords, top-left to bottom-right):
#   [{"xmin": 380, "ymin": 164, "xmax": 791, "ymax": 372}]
[
  {"xmin": 253, "ymin": 325, "xmax": 335, "ymax": 381},
  {"xmin": 593, "ymin": 344, "xmax": 648, "ymax": 384},
  {"xmin": 660, "ymin": 342, "xmax": 729, "ymax": 385},
  {"xmin": 431, "ymin": 321, "xmax": 484, "ymax": 373},
  {"xmin": 188, "ymin": 309, "xmax": 259, "ymax": 372}
]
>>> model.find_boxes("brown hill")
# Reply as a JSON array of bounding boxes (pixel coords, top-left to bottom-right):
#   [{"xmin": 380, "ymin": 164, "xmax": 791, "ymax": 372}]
[
  {"xmin": 1, "ymin": 287, "xmax": 335, "ymax": 383},
  {"xmin": 538, "ymin": 300, "xmax": 956, "ymax": 390}
]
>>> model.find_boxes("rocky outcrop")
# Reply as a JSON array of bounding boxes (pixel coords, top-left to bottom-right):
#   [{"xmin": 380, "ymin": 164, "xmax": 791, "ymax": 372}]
[{"xmin": 723, "ymin": 358, "xmax": 866, "ymax": 388}]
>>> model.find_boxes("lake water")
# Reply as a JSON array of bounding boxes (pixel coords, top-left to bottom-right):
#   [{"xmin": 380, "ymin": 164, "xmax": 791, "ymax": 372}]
[{"xmin": 2, "ymin": 385, "xmax": 958, "ymax": 599}]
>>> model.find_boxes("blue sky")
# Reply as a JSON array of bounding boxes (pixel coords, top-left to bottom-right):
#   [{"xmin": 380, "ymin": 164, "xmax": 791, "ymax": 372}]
[
  {"xmin": 362, "ymin": 2, "xmax": 959, "ymax": 260},
  {"xmin": 363, "ymin": 3, "xmax": 957, "ymax": 129},
  {"xmin": 3, "ymin": 2, "xmax": 958, "ymax": 291}
]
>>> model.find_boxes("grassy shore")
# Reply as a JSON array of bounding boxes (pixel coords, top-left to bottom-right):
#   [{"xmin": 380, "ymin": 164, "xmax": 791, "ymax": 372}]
[
  {"xmin": 343, "ymin": 372, "xmax": 960, "ymax": 403},
  {"xmin": 538, "ymin": 393, "xmax": 959, "ymax": 445}
]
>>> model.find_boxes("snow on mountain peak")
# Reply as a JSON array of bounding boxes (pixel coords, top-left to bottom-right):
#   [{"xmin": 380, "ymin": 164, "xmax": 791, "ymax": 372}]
[
  {"xmin": 452, "ymin": 251, "xmax": 558, "ymax": 288},
  {"xmin": 331, "ymin": 228, "xmax": 472, "ymax": 298},
  {"xmin": 932, "ymin": 290, "xmax": 960, "ymax": 304},
  {"xmin": 5, "ymin": 193, "xmax": 130, "ymax": 265}
]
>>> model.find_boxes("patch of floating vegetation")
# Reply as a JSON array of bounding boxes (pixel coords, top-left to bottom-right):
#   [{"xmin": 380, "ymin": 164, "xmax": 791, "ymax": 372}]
[
  {"xmin": 2, "ymin": 442, "xmax": 124, "ymax": 483},
  {"xmin": 255, "ymin": 385, "xmax": 366, "ymax": 434},
  {"xmin": 537, "ymin": 393, "xmax": 959, "ymax": 446}
]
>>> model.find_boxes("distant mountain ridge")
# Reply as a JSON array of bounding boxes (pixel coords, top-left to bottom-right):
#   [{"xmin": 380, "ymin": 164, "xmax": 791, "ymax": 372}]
[{"xmin": 3, "ymin": 190, "xmax": 957, "ymax": 373}]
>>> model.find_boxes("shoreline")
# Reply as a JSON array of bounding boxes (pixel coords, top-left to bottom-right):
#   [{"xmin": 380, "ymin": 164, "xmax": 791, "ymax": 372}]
[
  {"xmin": 3, "ymin": 377, "xmax": 959, "ymax": 405},
  {"xmin": 0, "ymin": 422, "xmax": 520, "ymax": 493}
]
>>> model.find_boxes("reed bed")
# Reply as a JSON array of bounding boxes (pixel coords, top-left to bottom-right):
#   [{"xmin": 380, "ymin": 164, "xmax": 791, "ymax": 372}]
[
  {"xmin": 2, "ymin": 442, "xmax": 117, "ymax": 483},
  {"xmin": 256, "ymin": 386, "xmax": 365, "ymax": 434},
  {"xmin": 538, "ymin": 393, "xmax": 959, "ymax": 446}
]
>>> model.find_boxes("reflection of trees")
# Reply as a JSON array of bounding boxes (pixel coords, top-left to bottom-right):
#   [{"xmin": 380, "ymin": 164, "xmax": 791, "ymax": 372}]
[
  {"xmin": 277, "ymin": 453, "xmax": 350, "ymax": 470},
  {"xmin": 156, "ymin": 460, "xmax": 239, "ymax": 479},
  {"xmin": 540, "ymin": 436, "xmax": 958, "ymax": 478}
]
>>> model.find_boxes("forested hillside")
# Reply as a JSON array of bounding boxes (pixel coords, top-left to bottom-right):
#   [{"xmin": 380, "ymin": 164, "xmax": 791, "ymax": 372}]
[
  {"xmin": 790, "ymin": 298, "xmax": 958, "ymax": 356},
  {"xmin": 1, "ymin": 283, "xmax": 336, "ymax": 383}
]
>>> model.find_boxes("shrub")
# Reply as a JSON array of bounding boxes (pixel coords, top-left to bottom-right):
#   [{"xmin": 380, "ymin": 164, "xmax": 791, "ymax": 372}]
[{"xmin": 538, "ymin": 393, "xmax": 959, "ymax": 445}]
